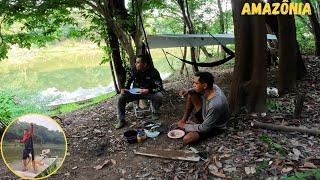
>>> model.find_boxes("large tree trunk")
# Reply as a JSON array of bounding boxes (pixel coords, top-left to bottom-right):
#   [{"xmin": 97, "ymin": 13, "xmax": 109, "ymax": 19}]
[
  {"xmin": 277, "ymin": 15, "xmax": 297, "ymax": 93},
  {"xmin": 302, "ymin": 0, "xmax": 320, "ymax": 56},
  {"xmin": 230, "ymin": 0, "xmax": 267, "ymax": 113},
  {"xmin": 277, "ymin": 15, "xmax": 298, "ymax": 93},
  {"xmin": 277, "ymin": 0, "xmax": 307, "ymax": 93}
]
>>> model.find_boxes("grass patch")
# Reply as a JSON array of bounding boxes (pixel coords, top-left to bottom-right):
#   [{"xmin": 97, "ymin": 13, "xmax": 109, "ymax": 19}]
[
  {"xmin": 266, "ymin": 99, "xmax": 294, "ymax": 114},
  {"xmin": 255, "ymin": 160, "xmax": 269, "ymax": 175},
  {"xmin": 50, "ymin": 91, "xmax": 116, "ymax": 115},
  {"xmin": 266, "ymin": 99, "xmax": 281, "ymax": 113},
  {"xmin": 260, "ymin": 134, "xmax": 287, "ymax": 156},
  {"xmin": 280, "ymin": 169, "xmax": 320, "ymax": 180},
  {"xmin": 37, "ymin": 162, "xmax": 57, "ymax": 178}
]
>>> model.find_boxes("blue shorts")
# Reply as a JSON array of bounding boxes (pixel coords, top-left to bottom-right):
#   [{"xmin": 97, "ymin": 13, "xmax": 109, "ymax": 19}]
[{"xmin": 22, "ymin": 149, "xmax": 34, "ymax": 160}]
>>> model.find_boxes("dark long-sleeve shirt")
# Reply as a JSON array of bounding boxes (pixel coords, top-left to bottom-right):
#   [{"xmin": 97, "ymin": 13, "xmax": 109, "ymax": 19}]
[
  {"xmin": 184, "ymin": 84, "xmax": 230, "ymax": 134},
  {"xmin": 125, "ymin": 68, "xmax": 163, "ymax": 94},
  {"xmin": 20, "ymin": 125, "xmax": 34, "ymax": 149}
]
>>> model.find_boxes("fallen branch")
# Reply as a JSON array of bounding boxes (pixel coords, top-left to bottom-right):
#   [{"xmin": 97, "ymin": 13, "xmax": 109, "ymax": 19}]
[
  {"xmin": 251, "ymin": 121, "xmax": 320, "ymax": 136},
  {"xmin": 134, "ymin": 148, "xmax": 200, "ymax": 162}
]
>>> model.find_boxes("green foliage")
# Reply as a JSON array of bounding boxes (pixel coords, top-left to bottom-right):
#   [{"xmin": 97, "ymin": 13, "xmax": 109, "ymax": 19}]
[
  {"xmin": 4, "ymin": 122, "xmax": 65, "ymax": 145},
  {"xmin": 0, "ymin": 1, "xmax": 80, "ymax": 60},
  {"xmin": 295, "ymin": 16, "xmax": 316, "ymax": 54},
  {"xmin": 266, "ymin": 99, "xmax": 281, "ymax": 112},
  {"xmin": 280, "ymin": 169, "xmax": 320, "ymax": 180},
  {"xmin": 37, "ymin": 162, "xmax": 57, "ymax": 178},
  {"xmin": 266, "ymin": 99, "xmax": 294, "ymax": 114},
  {"xmin": 0, "ymin": 0, "xmax": 110, "ymax": 61},
  {"xmin": 255, "ymin": 160, "xmax": 269, "ymax": 175},
  {"xmin": 0, "ymin": 43, "xmax": 9, "ymax": 59},
  {"xmin": 0, "ymin": 91, "xmax": 47, "ymax": 127},
  {"xmin": 0, "ymin": 92, "xmax": 13, "ymax": 126},
  {"xmin": 260, "ymin": 134, "xmax": 287, "ymax": 156}
]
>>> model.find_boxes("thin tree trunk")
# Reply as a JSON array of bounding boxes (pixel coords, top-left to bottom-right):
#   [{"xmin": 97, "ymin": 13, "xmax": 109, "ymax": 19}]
[
  {"xmin": 217, "ymin": 0, "xmax": 226, "ymax": 58},
  {"xmin": 180, "ymin": 47, "xmax": 188, "ymax": 74},
  {"xmin": 200, "ymin": 46, "xmax": 212, "ymax": 58},
  {"xmin": 109, "ymin": 58, "xmax": 120, "ymax": 93},
  {"xmin": 177, "ymin": 0, "xmax": 199, "ymax": 73},
  {"xmin": 180, "ymin": 23, "xmax": 187, "ymax": 74},
  {"xmin": 104, "ymin": 1, "xmax": 136, "ymax": 67},
  {"xmin": 134, "ymin": 0, "xmax": 144, "ymax": 56},
  {"xmin": 217, "ymin": 0, "xmax": 225, "ymax": 33},
  {"xmin": 190, "ymin": 47, "xmax": 198, "ymax": 73},
  {"xmin": 106, "ymin": 30, "xmax": 126, "ymax": 89},
  {"xmin": 302, "ymin": 0, "xmax": 320, "ymax": 56}
]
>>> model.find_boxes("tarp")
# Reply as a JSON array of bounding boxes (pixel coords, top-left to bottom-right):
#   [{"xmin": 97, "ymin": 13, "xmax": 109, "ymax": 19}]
[{"xmin": 147, "ymin": 34, "xmax": 277, "ymax": 49}]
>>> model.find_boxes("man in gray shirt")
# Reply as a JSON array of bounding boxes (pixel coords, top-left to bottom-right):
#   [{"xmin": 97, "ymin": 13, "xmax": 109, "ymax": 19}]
[{"xmin": 177, "ymin": 72, "xmax": 229, "ymax": 145}]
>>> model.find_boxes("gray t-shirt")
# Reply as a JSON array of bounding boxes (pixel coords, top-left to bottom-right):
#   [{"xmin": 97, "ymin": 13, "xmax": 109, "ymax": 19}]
[{"xmin": 184, "ymin": 84, "xmax": 229, "ymax": 134}]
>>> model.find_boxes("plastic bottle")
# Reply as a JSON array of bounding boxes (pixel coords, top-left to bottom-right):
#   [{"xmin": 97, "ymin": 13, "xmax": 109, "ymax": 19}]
[{"xmin": 137, "ymin": 129, "xmax": 147, "ymax": 143}]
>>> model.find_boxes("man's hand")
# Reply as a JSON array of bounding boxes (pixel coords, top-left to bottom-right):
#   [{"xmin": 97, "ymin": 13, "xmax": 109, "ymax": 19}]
[
  {"xmin": 120, "ymin": 89, "xmax": 128, "ymax": 94},
  {"xmin": 179, "ymin": 90, "xmax": 188, "ymax": 97},
  {"xmin": 15, "ymin": 139, "xmax": 20, "ymax": 143},
  {"xmin": 139, "ymin": 89, "xmax": 149, "ymax": 94},
  {"xmin": 177, "ymin": 119, "xmax": 186, "ymax": 129}
]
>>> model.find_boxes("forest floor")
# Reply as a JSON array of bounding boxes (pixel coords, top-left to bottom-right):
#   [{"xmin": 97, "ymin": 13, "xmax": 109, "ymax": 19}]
[{"xmin": 1, "ymin": 57, "xmax": 320, "ymax": 180}]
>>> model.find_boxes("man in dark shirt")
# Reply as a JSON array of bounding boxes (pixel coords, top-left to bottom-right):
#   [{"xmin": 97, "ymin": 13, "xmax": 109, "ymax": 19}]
[
  {"xmin": 177, "ymin": 72, "xmax": 230, "ymax": 145},
  {"xmin": 18, "ymin": 123, "xmax": 36, "ymax": 172},
  {"xmin": 115, "ymin": 55, "xmax": 164, "ymax": 129}
]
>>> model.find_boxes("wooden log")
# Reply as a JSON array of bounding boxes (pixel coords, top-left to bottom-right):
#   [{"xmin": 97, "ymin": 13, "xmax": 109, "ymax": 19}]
[
  {"xmin": 251, "ymin": 121, "xmax": 320, "ymax": 136},
  {"xmin": 134, "ymin": 148, "xmax": 200, "ymax": 162}
]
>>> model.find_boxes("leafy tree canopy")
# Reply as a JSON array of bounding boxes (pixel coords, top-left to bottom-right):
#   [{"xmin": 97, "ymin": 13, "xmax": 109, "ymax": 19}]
[{"xmin": 4, "ymin": 121, "xmax": 65, "ymax": 145}]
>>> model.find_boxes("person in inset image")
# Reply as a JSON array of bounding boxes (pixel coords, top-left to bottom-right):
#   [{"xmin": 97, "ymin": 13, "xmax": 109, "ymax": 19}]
[
  {"xmin": 15, "ymin": 123, "xmax": 36, "ymax": 172},
  {"xmin": 2, "ymin": 114, "xmax": 67, "ymax": 179}
]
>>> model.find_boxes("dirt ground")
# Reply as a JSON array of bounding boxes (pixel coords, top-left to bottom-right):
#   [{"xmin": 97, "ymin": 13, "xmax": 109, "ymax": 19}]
[{"xmin": 1, "ymin": 58, "xmax": 320, "ymax": 180}]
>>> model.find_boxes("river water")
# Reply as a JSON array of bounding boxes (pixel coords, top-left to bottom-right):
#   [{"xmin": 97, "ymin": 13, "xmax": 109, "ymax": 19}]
[{"xmin": 40, "ymin": 72, "xmax": 172, "ymax": 106}]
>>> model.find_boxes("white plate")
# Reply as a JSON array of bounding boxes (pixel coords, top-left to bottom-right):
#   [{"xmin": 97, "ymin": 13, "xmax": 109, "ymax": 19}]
[
  {"xmin": 167, "ymin": 129, "xmax": 185, "ymax": 139},
  {"xmin": 129, "ymin": 88, "xmax": 141, "ymax": 94}
]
